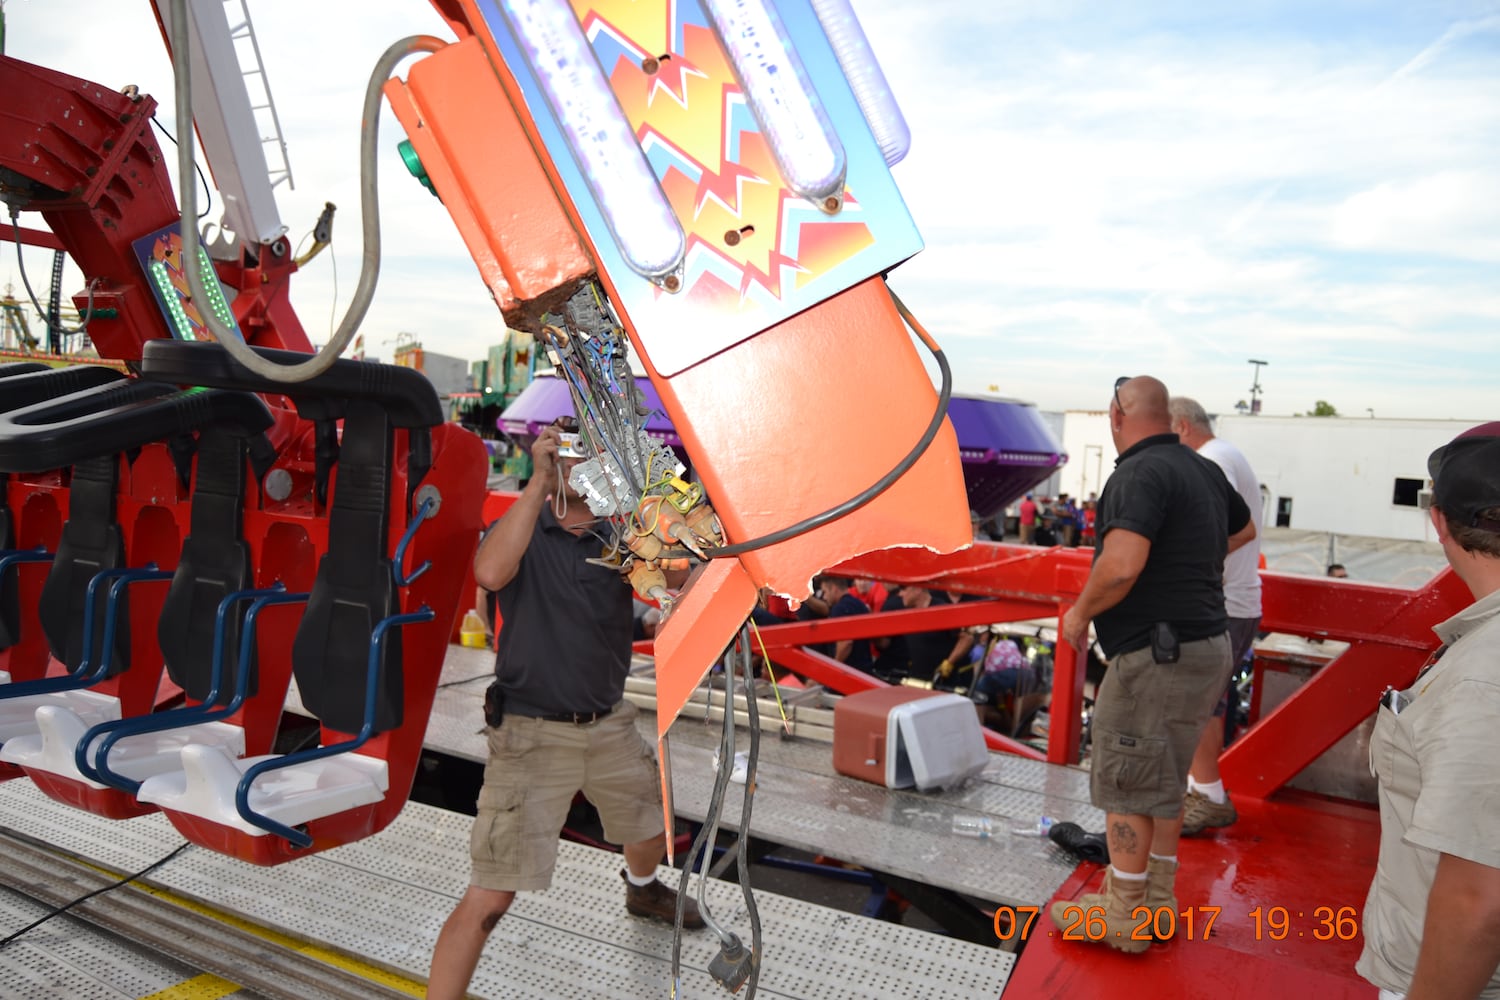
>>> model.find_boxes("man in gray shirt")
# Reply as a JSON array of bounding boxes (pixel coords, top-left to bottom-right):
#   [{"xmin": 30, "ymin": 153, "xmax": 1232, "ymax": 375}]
[{"xmin": 426, "ymin": 421, "xmax": 701, "ymax": 1000}]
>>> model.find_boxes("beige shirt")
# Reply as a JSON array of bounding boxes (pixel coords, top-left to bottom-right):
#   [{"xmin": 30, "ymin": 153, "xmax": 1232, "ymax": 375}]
[{"xmin": 1357, "ymin": 587, "xmax": 1500, "ymax": 997}]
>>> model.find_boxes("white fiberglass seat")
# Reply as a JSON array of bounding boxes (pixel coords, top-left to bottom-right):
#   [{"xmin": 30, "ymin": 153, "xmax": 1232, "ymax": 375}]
[
  {"xmin": 0, "ymin": 705, "xmax": 244, "ymax": 787},
  {"xmin": 136, "ymin": 742, "xmax": 388, "ymax": 836},
  {"xmin": 0, "ymin": 687, "xmax": 119, "ymax": 746}
]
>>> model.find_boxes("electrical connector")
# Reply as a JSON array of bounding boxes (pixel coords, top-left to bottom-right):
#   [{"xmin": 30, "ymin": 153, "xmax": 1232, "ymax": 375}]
[{"xmin": 707, "ymin": 934, "xmax": 755, "ymax": 993}]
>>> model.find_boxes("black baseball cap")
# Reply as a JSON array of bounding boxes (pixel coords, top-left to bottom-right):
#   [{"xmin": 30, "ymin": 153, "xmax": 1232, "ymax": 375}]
[{"xmin": 1428, "ymin": 421, "xmax": 1500, "ymax": 534}]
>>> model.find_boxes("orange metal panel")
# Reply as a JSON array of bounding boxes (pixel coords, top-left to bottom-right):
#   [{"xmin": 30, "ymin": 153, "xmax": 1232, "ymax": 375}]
[
  {"xmin": 637, "ymin": 277, "xmax": 971, "ymax": 737},
  {"xmin": 382, "ymin": 37, "xmax": 593, "ymax": 316},
  {"xmin": 642, "ymin": 277, "xmax": 970, "ymax": 599},
  {"xmin": 651, "ymin": 556, "xmax": 759, "ymax": 744}
]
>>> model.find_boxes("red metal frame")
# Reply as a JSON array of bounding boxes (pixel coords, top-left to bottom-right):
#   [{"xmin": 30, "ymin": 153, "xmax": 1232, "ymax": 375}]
[
  {"xmin": 0, "ymin": 55, "xmax": 314, "ymax": 362},
  {"xmin": 1218, "ymin": 569, "xmax": 1469, "ymax": 797}
]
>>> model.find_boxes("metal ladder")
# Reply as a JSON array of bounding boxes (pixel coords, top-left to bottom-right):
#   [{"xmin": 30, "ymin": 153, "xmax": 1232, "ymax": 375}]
[{"xmin": 219, "ymin": 0, "xmax": 295, "ymax": 193}]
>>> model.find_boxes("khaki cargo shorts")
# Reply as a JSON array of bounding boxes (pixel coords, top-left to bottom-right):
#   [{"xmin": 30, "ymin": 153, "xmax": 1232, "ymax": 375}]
[
  {"xmin": 1090, "ymin": 632, "xmax": 1230, "ymax": 818},
  {"xmin": 469, "ymin": 700, "xmax": 663, "ymax": 892}
]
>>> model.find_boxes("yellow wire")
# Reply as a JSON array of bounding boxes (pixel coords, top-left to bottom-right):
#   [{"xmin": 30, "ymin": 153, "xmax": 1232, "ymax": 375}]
[
  {"xmin": 747, "ymin": 618, "xmax": 792, "ymax": 733},
  {"xmin": 632, "ymin": 495, "xmax": 664, "ymax": 537}
]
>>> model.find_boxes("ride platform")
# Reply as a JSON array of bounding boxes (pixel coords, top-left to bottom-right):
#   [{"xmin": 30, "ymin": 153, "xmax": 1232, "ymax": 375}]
[
  {"xmin": 1008, "ymin": 790, "xmax": 1380, "ymax": 997},
  {"xmin": 0, "ymin": 775, "xmax": 1013, "ymax": 999}
]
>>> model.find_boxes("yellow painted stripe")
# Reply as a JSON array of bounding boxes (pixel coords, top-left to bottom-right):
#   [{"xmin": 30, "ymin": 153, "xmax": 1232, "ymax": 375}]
[
  {"xmin": 73, "ymin": 858, "xmax": 426, "ymax": 997},
  {"xmin": 140, "ymin": 973, "xmax": 240, "ymax": 999}
]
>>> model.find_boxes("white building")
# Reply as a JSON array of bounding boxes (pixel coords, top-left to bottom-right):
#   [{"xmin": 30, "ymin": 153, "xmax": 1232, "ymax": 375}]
[{"xmin": 1047, "ymin": 411, "xmax": 1480, "ymax": 543}]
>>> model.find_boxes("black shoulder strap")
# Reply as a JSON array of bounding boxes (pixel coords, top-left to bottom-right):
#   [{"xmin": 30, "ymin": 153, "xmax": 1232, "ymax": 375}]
[
  {"xmin": 291, "ymin": 398, "xmax": 402, "ymax": 734},
  {"xmin": 0, "ymin": 472, "xmax": 16, "ymax": 650},
  {"xmin": 38, "ymin": 455, "xmax": 128, "ymax": 673},
  {"xmin": 157, "ymin": 426, "xmax": 253, "ymax": 704}
]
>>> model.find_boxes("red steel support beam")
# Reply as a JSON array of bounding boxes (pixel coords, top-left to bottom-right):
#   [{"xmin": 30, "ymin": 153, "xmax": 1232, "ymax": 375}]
[
  {"xmin": 1050, "ymin": 602, "xmax": 1083, "ymax": 765},
  {"xmin": 1220, "ymin": 569, "xmax": 1469, "ymax": 798},
  {"xmin": 746, "ymin": 599, "xmax": 1057, "ymax": 648},
  {"xmin": 7, "ymin": 224, "xmax": 65, "ymax": 251}
]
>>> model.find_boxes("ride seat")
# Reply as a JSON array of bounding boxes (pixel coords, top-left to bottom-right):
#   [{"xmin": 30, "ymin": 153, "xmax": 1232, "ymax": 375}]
[
  {"xmin": 147, "ymin": 742, "xmax": 388, "ymax": 838},
  {"xmin": 138, "ymin": 393, "xmax": 424, "ymax": 856}
]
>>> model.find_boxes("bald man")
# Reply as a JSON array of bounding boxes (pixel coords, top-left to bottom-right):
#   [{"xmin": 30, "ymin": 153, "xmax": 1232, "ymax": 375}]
[{"xmin": 1051, "ymin": 376, "xmax": 1254, "ymax": 953}]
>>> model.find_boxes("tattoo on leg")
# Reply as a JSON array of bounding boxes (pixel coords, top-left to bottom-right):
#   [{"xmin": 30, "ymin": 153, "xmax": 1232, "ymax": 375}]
[{"xmin": 1109, "ymin": 820, "xmax": 1139, "ymax": 856}]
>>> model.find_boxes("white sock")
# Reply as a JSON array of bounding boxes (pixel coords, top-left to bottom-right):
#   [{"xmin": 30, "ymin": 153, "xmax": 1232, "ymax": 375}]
[
  {"xmin": 1189, "ymin": 778, "xmax": 1226, "ymax": 804},
  {"xmin": 625, "ymin": 869, "xmax": 657, "ymax": 887},
  {"xmin": 1111, "ymin": 866, "xmax": 1148, "ymax": 882},
  {"xmin": 1149, "ymin": 853, "xmax": 1177, "ymax": 865}
]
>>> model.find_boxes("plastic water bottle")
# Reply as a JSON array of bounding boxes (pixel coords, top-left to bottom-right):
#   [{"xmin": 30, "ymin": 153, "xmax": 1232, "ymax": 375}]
[
  {"xmin": 952, "ymin": 815, "xmax": 994, "ymax": 839},
  {"xmin": 1011, "ymin": 815, "xmax": 1055, "ymax": 837}
]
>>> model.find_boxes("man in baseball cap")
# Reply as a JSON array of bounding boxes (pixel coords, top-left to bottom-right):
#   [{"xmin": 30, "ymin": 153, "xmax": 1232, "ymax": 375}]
[{"xmin": 1359, "ymin": 421, "xmax": 1500, "ymax": 999}]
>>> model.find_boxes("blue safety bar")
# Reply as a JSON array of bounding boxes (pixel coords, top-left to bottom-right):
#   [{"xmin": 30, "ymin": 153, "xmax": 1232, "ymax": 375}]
[
  {"xmin": 0, "ymin": 565, "xmax": 172, "ymax": 700},
  {"xmin": 234, "ymin": 605, "xmax": 434, "ymax": 848},
  {"xmin": 0, "ymin": 546, "xmax": 54, "ymax": 649},
  {"xmin": 0, "ymin": 546, "xmax": 54, "ymax": 583},
  {"xmin": 393, "ymin": 496, "xmax": 435, "ymax": 587},
  {"xmin": 77, "ymin": 585, "xmax": 311, "ymax": 792}
]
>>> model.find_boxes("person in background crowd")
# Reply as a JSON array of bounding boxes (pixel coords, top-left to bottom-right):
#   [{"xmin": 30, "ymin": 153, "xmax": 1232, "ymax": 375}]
[
  {"xmin": 1019, "ymin": 494, "xmax": 1039, "ymax": 545},
  {"xmin": 817, "ymin": 576, "xmax": 874, "ymax": 673}
]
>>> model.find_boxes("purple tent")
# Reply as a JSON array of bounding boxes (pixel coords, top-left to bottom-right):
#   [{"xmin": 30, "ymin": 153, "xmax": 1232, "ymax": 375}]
[{"xmin": 499, "ymin": 377, "xmax": 1063, "ymax": 518}]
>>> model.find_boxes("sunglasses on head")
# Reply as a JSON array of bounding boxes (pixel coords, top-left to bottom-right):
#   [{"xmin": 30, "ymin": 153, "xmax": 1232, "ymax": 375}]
[{"xmin": 1113, "ymin": 376, "xmax": 1132, "ymax": 410}]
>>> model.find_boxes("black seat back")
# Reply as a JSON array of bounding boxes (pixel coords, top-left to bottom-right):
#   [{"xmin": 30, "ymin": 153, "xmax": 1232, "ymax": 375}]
[
  {"xmin": 156, "ymin": 426, "xmax": 254, "ymax": 703},
  {"xmin": 290, "ymin": 399, "xmax": 403, "ymax": 734},
  {"xmin": 38, "ymin": 455, "xmax": 129, "ymax": 674}
]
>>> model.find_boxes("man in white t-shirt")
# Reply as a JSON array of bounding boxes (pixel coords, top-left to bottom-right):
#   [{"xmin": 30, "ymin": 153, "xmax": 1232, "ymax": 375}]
[{"xmin": 1169, "ymin": 397, "xmax": 1263, "ymax": 834}]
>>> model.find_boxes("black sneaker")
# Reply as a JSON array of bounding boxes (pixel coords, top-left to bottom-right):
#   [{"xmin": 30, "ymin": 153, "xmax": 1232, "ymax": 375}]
[
  {"xmin": 1048, "ymin": 821, "xmax": 1109, "ymax": 864},
  {"xmin": 621, "ymin": 870, "xmax": 705, "ymax": 928}
]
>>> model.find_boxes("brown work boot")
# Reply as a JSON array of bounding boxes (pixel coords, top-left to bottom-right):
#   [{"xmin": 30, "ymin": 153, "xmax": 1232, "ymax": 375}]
[
  {"xmin": 1181, "ymin": 790, "xmax": 1237, "ymax": 836},
  {"xmin": 622, "ymin": 870, "xmax": 705, "ymax": 928},
  {"xmin": 1145, "ymin": 856, "xmax": 1178, "ymax": 937},
  {"xmin": 1048, "ymin": 869, "xmax": 1152, "ymax": 954}
]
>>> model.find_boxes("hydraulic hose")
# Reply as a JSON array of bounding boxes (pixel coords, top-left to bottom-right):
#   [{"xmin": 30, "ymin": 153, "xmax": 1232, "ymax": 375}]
[{"xmin": 169, "ymin": 0, "xmax": 444, "ymax": 382}]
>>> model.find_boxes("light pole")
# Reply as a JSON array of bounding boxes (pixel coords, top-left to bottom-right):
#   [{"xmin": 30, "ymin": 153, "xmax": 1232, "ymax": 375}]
[{"xmin": 1248, "ymin": 359, "xmax": 1269, "ymax": 415}]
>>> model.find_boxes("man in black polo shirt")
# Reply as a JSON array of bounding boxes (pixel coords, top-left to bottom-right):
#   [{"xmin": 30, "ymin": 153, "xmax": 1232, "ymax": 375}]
[
  {"xmin": 1049, "ymin": 376, "xmax": 1254, "ymax": 953},
  {"xmin": 816, "ymin": 575, "xmax": 875, "ymax": 673},
  {"xmin": 427, "ymin": 421, "xmax": 701, "ymax": 999}
]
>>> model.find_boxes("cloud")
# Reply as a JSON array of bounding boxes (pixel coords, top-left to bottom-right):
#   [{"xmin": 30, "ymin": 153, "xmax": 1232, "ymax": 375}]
[{"xmin": 5, "ymin": 0, "xmax": 1497, "ymax": 421}]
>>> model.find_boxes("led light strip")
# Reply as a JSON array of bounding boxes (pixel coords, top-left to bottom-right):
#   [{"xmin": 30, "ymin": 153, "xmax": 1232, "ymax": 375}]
[
  {"xmin": 808, "ymin": 0, "xmax": 910, "ymax": 166},
  {"xmin": 702, "ymin": 0, "xmax": 848, "ymax": 211},
  {"xmin": 500, "ymin": 0, "xmax": 687, "ymax": 284}
]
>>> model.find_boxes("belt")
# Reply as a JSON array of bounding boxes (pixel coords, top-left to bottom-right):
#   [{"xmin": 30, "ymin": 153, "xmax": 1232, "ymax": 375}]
[{"xmin": 533, "ymin": 708, "xmax": 611, "ymax": 725}]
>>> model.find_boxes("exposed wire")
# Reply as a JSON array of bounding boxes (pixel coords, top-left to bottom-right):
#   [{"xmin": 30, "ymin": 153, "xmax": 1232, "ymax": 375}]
[
  {"xmin": 736, "ymin": 626, "xmax": 763, "ymax": 995},
  {"xmin": 747, "ymin": 618, "xmax": 791, "ymax": 732},
  {"xmin": 553, "ymin": 459, "xmax": 568, "ymax": 521},
  {"xmin": 149, "ymin": 113, "xmax": 214, "ymax": 221},
  {"xmin": 671, "ymin": 640, "xmax": 740, "ymax": 985},
  {"xmin": 8, "ymin": 208, "xmax": 99, "ymax": 337},
  {"xmin": 327, "ymin": 239, "xmax": 339, "ymax": 344},
  {"xmin": 0, "ymin": 842, "xmax": 192, "ymax": 948},
  {"xmin": 704, "ymin": 284, "xmax": 952, "ymax": 558}
]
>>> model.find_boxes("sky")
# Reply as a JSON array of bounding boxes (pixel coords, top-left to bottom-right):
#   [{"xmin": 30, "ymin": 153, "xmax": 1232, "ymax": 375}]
[{"xmin": 5, "ymin": 0, "xmax": 1498, "ymax": 421}]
